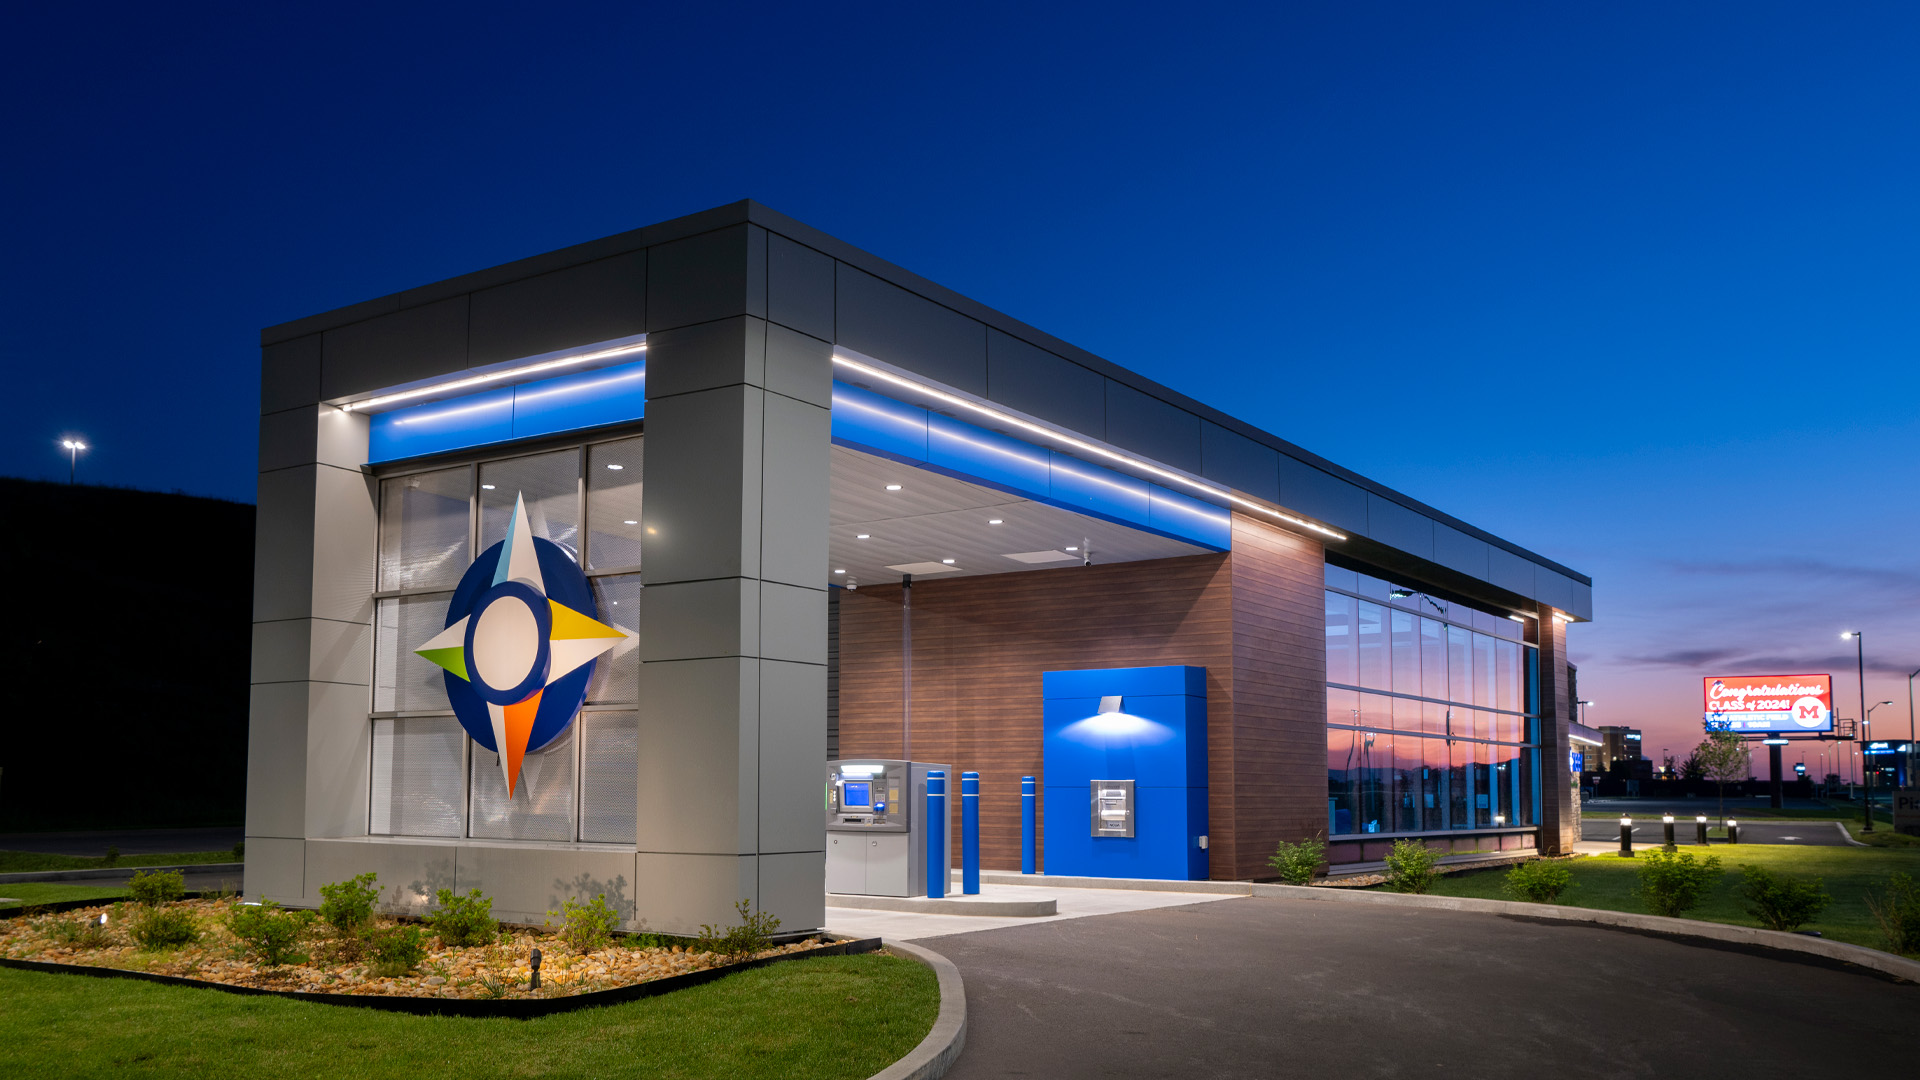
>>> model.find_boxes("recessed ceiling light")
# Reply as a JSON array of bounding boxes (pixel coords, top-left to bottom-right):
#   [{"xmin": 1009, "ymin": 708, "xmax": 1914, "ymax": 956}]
[
  {"xmin": 607, "ymin": 464, "xmax": 624, "ymax": 470},
  {"xmin": 834, "ymin": 569, "xmax": 846, "ymax": 574},
  {"xmin": 481, "ymin": 484, "xmax": 496, "ymax": 490},
  {"xmin": 623, "ymin": 520, "xmax": 637, "ymax": 525},
  {"xmin": 885, "ymin": 484, "xmax": 902, "ymax": 491},
  {"xmin": 1065, "ymin": 546, "xmax": 1079, "ymax": 552},
  {"xmin": 989, "ymin": 519, "xmax": 1003, "ymax": 525},
  {"xmin": 941, "ymin": 559, "xmax": 956, "ymax": 564},
  {"xmin": 856, "ymin": 534, "xmax": 871, "ymax": 539}
]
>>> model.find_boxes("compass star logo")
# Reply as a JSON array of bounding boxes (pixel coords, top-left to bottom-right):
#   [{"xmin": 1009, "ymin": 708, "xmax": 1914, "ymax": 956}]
[{"xmin": 414, "ymin": 494, "xmax": 630, "ymax": 797}]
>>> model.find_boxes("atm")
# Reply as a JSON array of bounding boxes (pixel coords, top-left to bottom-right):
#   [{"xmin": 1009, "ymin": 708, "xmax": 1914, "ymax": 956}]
[{"xmin": 825, "ymin": 759, "xmax": 951, "ymax": 897}]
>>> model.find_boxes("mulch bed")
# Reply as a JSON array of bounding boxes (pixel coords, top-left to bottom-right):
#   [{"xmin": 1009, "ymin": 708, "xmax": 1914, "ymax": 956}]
[{"xmin": 0, "ymin": 898, "xmax": 878, "ymax": 1016}]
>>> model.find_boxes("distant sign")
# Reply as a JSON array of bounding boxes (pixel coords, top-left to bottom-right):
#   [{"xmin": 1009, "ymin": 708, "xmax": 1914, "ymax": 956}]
[
  {"xmin": 1704, "ymin": 674, "xmax": 1833, "ymax": 734},
  {"xmin": 1569, "ymin": 750, "xmax": 1584, "ymax": 773},
  {"xmin": 1896, "ymin": 789, "xmax": 1920, "ymax": 838}
]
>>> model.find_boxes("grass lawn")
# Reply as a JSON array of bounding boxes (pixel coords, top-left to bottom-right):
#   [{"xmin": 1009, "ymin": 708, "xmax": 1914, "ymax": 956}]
[
  {"xmin": 0, "ymin": 951, "xmax": 936, "ymax": 1080},
  {"xmin": 1395, "ymin": 844, "xmax": 1920, "ymax": 954},
  {"xmin": 0, "ymin": 884, "xmax": 135, "ymax": 911},
  {"xmin": 0, "ymin": 850, "xmax": 236, "ymax": 874}
]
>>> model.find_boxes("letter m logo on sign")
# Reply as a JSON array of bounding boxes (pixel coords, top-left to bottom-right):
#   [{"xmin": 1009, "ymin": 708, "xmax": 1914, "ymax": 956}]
[{"xmin": 1798, "ymin": 703, "xmax": 1823, "ymax": 721}]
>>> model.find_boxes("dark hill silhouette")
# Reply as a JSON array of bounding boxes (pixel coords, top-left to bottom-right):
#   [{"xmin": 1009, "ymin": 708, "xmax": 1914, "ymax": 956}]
[{"xmin": 0, "ymin": 477, "xmax": 252, "ymax": 830}]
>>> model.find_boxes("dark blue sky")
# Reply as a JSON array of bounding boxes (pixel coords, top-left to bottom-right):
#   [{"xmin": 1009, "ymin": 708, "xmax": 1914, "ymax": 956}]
[{"xmin": 8, "ymin": 2, "xmax": 1919, "ymax": 758}]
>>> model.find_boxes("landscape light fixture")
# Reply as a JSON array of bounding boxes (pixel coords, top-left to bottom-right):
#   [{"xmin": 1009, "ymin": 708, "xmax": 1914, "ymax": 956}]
[{"xmin": 59, "ymin": 438, "xmax": 87, "ymax": 484}]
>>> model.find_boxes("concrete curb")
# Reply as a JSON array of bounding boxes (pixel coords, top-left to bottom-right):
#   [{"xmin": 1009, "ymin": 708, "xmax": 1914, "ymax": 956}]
[
  {"xmin": 829, "ymin": 892, "xmax": 1057, "ymax": 917},
  {"xmin": 0, "ymin": 863, "xmax": 244, "ymax": 885},
  {"xmin": 1835, "ymin": 822, "xmax": 1870, "ymax": 848},
  {"xmin": 868, "ymin": 940, "xmax": 966, "ymax": 1080},
  {"xmin": 976, "ymin": 870, "xmax": 1252, "ymax": 895},
  {"xmin": 1250, "ymin": 883, "xmax": 1920, "ymax": 983}
]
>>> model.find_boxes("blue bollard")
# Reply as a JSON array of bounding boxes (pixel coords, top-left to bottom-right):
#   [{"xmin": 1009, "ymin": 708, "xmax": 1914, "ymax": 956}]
[
  {"xmin": 926, "ymin": 771, "xmax": 946, "ymax": 898},
  {"xmin": 962, "ymin": 771, "xmax": 980, "ymax": 895},
  {"xmin": 1021, "ymin": 776, "xmax": 1036, "ymax": 874}
]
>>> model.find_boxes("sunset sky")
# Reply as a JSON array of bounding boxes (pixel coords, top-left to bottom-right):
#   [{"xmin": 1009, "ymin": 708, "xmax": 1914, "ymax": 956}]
[{"xmin": 7, "ymin": 3, "xmax": 1918, "ymax": 761}]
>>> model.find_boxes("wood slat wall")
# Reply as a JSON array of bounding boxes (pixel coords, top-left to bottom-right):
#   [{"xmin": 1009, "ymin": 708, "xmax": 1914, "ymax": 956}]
[
  {"xmin": 837, "ymin": 554, "xmax": 1235, "ymax": 874},
  {"xmin": 1224, "ymin": 514, "xmax": 1328, "ymax": 880}
]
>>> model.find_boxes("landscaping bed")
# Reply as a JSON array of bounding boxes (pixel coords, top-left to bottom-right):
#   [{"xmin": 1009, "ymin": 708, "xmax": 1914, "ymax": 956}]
[{"xmin": 0, "ymin": 897, "xmax": 839, "ymax": 1002}]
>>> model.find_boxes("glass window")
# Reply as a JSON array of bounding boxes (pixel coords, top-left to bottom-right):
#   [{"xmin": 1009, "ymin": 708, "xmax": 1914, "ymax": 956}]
[
  {"xmin": 1356, "ymin": 601, "xmax": 1388, "ymax": 690},
  {"xmin": 469, "ymin": 730, "xmax": 578, "ymax": 842},
  {"xmin": 1325, "ymin": 592, "xmax": 1356, "ymax": 687},
  {"xmin": 1392, "ymin": 734, "xmax": 1425, "ymax": 834},
  {"xmin": 579, "ymin": 711, "xmax": 639, "ymax": 844},
  {"xmin": 1390, "ymin": 609, "xmax": 1419, "ymax": 696},
  {"xmin": 1447, "ymin": 738, "xmax": 1472, "ymax": 829},
  {"xmin": 374, "ymin": 594, "xmax": 456, "ymax": 712},
  {"xmin": 479, "ymin": 449, "xmax": 582, "ymax": 562},
  {"xmin": 1420, "ymin": 617, "xmax": 1447, "ymax": 701},
  {"xmin": 1328, "ymin": 686, "xmax": 1361, "ymax": 728},
  {"xmin": 1324, "ymin": 563, "xmax": 1358, "ymax": 591},
  {"xmin": 1358, "ymin": 730, "xmax": 1389, "ymax": 835},
  {"xmin": 1359, "ymin": 692, "xmax": 1394, "ymax": 732},
  {"xmin": 1495, "ymin": 639, "xmax": 1521, "ymax": 713},
  {"xmin": 586, "ymin": 437, "xmax": 644, "ymax": 571},
  {"xmin": 1422, "ymin": 736, "xmax": 1450, "ymax": 831},
  {"xmin": 1328, "ymin": 728, "xmax": 1360, "ymax": 836},
  {"xmin": 585, "ymin": 573, "xmax": 641, "ymax": 705},
  {"xmin": 379, "ymin": 467, "xmax": 471, "ymax": 592},
  {"xmin": 1472, "ymin": 632, "xmax": 1496, "ymax": 708},
  {"xmin": 370, "ymin": 716, "xmax": 464, "ymax": 837},
  {"xmin": 1447, "ymin": 625, "xmax": 1471, "ymax": 708}
]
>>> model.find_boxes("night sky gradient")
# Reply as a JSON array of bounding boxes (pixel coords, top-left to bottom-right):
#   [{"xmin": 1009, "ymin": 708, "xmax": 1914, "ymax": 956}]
[{"xmin": 7, "ymin": 3, "xmax": 1919, "ymax": 766}]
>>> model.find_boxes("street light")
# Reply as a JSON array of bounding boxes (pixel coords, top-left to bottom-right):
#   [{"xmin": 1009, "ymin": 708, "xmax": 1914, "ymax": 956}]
[
  {"xmin": 1844, "ymin": 631, "xmax": 1873, "ymax": 831},
  {"xmin": 59, "ymin": 438, "xmax": 87, "ymax": 484},
  {"xmin": 1578, "ymin": 699, "xmax": 1594, "ymax": 726}
]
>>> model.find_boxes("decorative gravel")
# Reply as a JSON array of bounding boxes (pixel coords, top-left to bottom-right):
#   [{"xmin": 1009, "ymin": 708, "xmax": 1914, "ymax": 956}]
[{"xmin": 0, "ymin": 899, "xmax": 820, "ymax": 1000}]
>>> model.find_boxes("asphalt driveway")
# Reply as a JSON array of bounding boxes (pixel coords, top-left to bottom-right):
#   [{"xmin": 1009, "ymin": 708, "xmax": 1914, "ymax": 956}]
[{"xmin": 926, "ymin": 894, "xmax": 1914, "ymax": 1079}]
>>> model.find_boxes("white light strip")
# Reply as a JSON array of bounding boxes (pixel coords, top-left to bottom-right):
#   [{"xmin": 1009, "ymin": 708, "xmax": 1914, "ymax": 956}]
[
  {"xmin": 832, "ymin": 354, "xmax": 1349, "ymax": 542},
  {"xmin": 339, "ymin": 341, "xmax": 648, "ymax": 413}
]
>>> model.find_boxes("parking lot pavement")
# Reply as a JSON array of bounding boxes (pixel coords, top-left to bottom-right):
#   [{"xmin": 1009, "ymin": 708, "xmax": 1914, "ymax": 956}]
[
  {"xmin": 0, "ymin": 827, "xmax": 243, "ymax": 857},
  {"xmin": 928, "ymin": 895, "xmax": 1917, "ymax": 1079}
]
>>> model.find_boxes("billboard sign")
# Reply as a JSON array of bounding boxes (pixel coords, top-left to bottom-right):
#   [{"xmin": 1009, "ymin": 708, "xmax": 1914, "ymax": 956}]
[{"xmin": 1703, "ymin": 674, "xmax": 1833, "ymax": 734}]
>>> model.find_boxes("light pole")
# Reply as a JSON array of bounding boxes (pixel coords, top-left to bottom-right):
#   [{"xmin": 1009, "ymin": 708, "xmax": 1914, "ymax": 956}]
[
  {"xmin": 60, "ymin": 439, "xmax": 87, "ymax": 484},
  {"xmin": 1908, "ymin": 666, "xmax": 1919, "ymax": 790},
  {"xmin": 1578, "ymin": 700, "xmax": 1594, "ymax": 726},
  {"xmin": 1844, "ymin": 632, "xmax": 1871, "ymax": 830},
  {"xmin": 1869, "ymin": 698, "xmax": 1894, "ymax": 828}
]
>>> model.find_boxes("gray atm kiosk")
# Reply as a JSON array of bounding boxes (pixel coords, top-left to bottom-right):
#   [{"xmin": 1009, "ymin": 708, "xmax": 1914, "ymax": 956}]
[{"xmin": 825, "ymin": 759, "xmax": 951, "ymax": 897}]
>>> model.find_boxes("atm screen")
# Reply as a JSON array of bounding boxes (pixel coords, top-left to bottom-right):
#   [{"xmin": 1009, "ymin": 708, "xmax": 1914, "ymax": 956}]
[{"xmin": 842, "ymin": 780, "xmax": 872, "ymax": 809}]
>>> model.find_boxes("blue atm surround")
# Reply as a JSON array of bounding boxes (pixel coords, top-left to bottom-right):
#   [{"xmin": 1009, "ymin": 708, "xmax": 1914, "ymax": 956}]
[{"xmin": 1042, "ymin": 665, "xmax": 1208, "ymax": 880}]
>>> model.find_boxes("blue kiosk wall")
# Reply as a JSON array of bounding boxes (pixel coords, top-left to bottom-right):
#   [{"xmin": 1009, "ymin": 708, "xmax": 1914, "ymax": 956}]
[{"xmin": 1042, "ymin": 666, "xmax": 1208, "ymax": 880}]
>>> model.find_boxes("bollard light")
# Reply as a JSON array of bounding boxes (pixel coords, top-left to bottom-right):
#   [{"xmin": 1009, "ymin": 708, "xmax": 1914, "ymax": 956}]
[
  {"xmin": 1662, "ymin": 814, "xmax": 1677, "ymax": 851},
  {"xmin": 1695, "ymin": 815, "xmax": 1709, "ymax": 845},
  {"xmin": 1619, "ymin": 816, "xmax": 1634, "ymax": 857},
  {"xmin": 1727, "ymin": 819, "xmax": 1740, "ymax": 844}
]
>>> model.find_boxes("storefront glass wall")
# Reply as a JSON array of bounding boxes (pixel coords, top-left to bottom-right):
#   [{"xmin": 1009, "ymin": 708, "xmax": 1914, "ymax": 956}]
[
  {"xmin": 1323, "ymin": 565, "xmax": 1540, "ymax": 838},
  {"xmin": 367, "ymin": 433, "xmax": 644, "ymax": 844}
]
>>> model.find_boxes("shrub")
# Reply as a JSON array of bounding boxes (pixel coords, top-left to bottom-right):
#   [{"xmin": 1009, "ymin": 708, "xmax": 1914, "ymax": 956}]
[
  {"xmin": 1633, "ymin": 849, "xmax": 1723, "ymax": 918},
  {"xmin": 695, "ymin": 899, "xmax": 783, "ymax": 964},
  {"xmin": 428, "ymin": 888, "xmax": 498, "ymax": 948},
  {"xmin": 1503, "ymin": 860, "xmax": 1575, "ymax": 903},
  {"xmin": 1383, "ymin": 839, "xmax": 1442, "ymax": 894},
  {"xmin": 1268, "ymin": 836, "xmax": 1327, "ymax": 886},
  {"xmin": 317, "ymin": 872, "xmax": 381, "ymax": 937},
  {"xmin": 548, "ymin": 894, "xmax": 621, "ymax": 954},
  {"xmin": 1866, "ymin": 872, "xmax": 1920, "ymax": 954},
  {"xmin": 130, "ymin": 906, "xmax": 199, "ymax": 950},
  {"xmin": 128, "ymin": 869, "xmax": 187, "ymax": 907},
  {"xmin": 103, "ymin": 846, "xmax": 120, "ymax": 866},
  {"xmin": 232, "ymin": 841, "xmax": 246, "ymax": 861},
  {"xmin": 46, "ymin": 915, "xmax": 112, "ymax": 949},
  {"xmin": 367, "ymin": 925, "xmax": 428, "ymax": 977},
  {"xmin": 1739, "ymin": 865, "xmax": 1830, "ymax": 932},
  {"xmin": 228, "ymin": 900, "xmax": 314, "ymax": 966}
]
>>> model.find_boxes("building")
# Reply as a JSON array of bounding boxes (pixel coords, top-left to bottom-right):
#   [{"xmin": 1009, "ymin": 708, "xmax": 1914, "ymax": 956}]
[
  {"xmin": 246, "ymin": 201, "xmax": 1592, "ymax": 936},
  {"xmin": 1597, "ymin": 725, "xmax": 1648, "ymax": 776}
]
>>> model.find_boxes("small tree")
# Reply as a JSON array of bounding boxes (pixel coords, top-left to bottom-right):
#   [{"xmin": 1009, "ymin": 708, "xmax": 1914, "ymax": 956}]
[{"xmin": 1691, "ymin": 731, "xmax": 1748, "ymax": 825}]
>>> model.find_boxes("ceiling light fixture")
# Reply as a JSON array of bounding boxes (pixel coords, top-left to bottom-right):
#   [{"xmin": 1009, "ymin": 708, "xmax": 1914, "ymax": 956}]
[
  {"xmin": 1065, "ymin": 546, "xmax": 1079, "ymax": 552},
  {"xmin": 942, "ymin": 559, "xmax": 956, "ymax": 564},
  {"xmin": 856, "ymin": 533, "xmax": 871, "ymax": 539},
  {"xmin": 623, "ymin": 520, "xmax": 637, "ymax": 525},
  {"xmin": 607, "ymin": 464, "xmax": 623, "ymax": 470},
  {"xmin": 832, "ymin": 354, "xmax": 1348, "ymax": 541},
  {"xmin": 481, "ymin": 484, "xmax": 496, "ymax": 490},
  {"xmin": 885, "ymin": 484, "xmax": 902, "ymax": 491},
  {"xmin": 989, "ymin": 519, "xmax": 1003, "ymax": 524},
  {"xmin": 338, "ymin": 340, "xmax": 647, "ymax": 412},
  {"xmin": 834, "ymin": 569, "xmax": 846, "ymax": 574}
]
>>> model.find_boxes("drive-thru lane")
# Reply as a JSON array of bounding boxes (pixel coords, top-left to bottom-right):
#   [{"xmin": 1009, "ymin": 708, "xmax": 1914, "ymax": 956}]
[{"xmin": 926, "ymin": 894, "xmax": 1914, "ymax": 1078}]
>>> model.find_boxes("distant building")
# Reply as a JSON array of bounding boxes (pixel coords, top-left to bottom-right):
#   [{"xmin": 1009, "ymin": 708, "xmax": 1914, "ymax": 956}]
[{"xmin": 1598, "ymin": 726, "xmax": 1652, "ymax": 779}]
